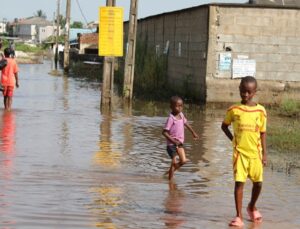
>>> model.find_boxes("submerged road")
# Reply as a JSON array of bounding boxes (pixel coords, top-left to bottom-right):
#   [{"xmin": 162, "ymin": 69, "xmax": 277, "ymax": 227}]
[{"xmin": 0, "ymin": 61, "xmax": 299, "ymax": 228}]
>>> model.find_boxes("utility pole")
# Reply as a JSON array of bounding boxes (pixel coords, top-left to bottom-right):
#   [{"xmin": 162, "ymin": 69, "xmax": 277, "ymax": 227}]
[
  {"xmin": 55, "ymin": 0, "xmax": 60, "ymax": 69},
  {"xmin": 101, "ymin": 0, "xmax": 116, "ymax": 109},
  {"xmin": 123, "ymin": 0, "xmax": 138, "ymax": 101},
  {"xmin": 64, "ymin": 0, "xmax": 71, "ymax": 72}
]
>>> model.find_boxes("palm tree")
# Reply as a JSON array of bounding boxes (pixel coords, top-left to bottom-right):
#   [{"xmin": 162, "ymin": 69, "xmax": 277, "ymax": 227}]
[{"xmin": 34, "ymin": 10, "xmax": 47, "ymax": 19}]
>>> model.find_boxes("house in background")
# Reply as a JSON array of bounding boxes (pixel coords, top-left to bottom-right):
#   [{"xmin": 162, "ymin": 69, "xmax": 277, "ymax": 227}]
[
  {"xmin": 13, "ymin": 17, "xmax": 55, "ymax": 43},
  {"xmin": 87, "ymin": 21, "xmax": 99, "ymax": 30},
  {"xmin": 0, "ymin": 21, "xmax": 7, "ymax": 34},
  {"xmin": 69, "ymin": 28, "xmax": 97, "ymax": 54}
]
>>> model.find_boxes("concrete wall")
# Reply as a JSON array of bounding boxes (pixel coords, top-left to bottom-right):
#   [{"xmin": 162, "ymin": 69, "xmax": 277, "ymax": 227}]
[
  {"xmin": 38, "ymin": 26, "xmax": 55, "ymax": 43},
  {"xmin": 206, "ymin": 5, "xmax": 300, "ymax": 104},
  {"xmin": 0, "ymin": 22, "xmax": 6, "ymax": 34},
  {"xmin": 17, "ymin": 24, "xmax": 33, "ymax": 40},
  {"xmin": 133, "ymin": 7, "xmax": 209, "ymax": 102}
]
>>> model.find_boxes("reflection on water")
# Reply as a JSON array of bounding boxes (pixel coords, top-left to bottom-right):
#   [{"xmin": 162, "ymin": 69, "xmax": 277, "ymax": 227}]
[
  {"xmin": 162, "ymin": 181, "xmax": 186, "ymax": 229},
  {"xmin": 0, "ymin": 111, "xmax": 16, "ymax": 155},
  {"xmin": 89, "ymin": 113, "xmax": 123, "ymax": 228},
  {"xmin": 0, "ymin": 111, "xmax": 16, "ymax": 226},
  {"xmin": 93, "ymin": 115, "xmax": 122, "ymax": 168},
  {"xmin": 0, "ymin": 61, "xmax": 298, "ymax": 228},
  {"xmin": 0, "ymin": 111, "xmax": 16, "ymax": 182}
]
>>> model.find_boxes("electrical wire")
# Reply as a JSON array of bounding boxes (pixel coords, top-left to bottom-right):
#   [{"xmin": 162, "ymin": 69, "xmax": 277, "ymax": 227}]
[{"xmin": 75, "ymin": 0, "xmax": 89, "ymax": 25}]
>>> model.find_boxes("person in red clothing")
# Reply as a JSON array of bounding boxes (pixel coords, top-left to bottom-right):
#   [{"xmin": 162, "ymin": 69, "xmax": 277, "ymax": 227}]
[{"xmin": 1, "ymin": 48, "xmax": 19, "ymax": 110}]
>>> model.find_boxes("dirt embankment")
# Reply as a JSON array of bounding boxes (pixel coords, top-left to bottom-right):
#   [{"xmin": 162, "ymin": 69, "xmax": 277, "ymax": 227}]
[{"xmin": 15, "ymin": 51, "xmax": 46, "ymax": 64}]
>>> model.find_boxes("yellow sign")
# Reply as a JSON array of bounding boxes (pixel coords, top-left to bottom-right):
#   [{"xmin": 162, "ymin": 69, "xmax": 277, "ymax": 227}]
[{"xmin": 99, "ymin": 7, "xmax": 124, "ymax": 57}]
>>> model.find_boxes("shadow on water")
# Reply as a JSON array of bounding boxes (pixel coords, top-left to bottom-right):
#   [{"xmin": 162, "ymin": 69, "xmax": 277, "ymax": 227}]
[{"xmin": 0, "ymin": 61, "xmax": 298, "ymax": 228}]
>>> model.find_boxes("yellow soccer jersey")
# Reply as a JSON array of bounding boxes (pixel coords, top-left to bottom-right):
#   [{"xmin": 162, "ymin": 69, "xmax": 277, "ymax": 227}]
[{"xmin": 223, "ymin": 103, "xmax": 267, "ymax": 159}]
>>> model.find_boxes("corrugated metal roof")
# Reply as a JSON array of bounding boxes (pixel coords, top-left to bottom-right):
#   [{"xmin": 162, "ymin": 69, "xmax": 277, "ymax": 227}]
[{"xmin": 70, "ymin": 28, "xmax": 96, "ymax": 41}]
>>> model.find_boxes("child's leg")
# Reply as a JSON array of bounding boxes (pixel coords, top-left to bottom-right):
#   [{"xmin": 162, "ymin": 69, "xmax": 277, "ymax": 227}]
[
  {"xmin": 4, "ymin": 96, "xmax": 8, "ymax": 110},
  {"xmin": 168, "ymin": 156, "xmax": 177, "ymax": 180},
  {"xmin": 247, "ymin": 158, "xmax": 263, "ymax": 221},
  {"xmin": 7, "ymin": 97, "xmax": 12, "ymax": 110},
  {"xmin": 248, "ymin": 182, "xmax": 262, "ymax": 211},
  {"xmin": 234, "ymin": 182, "xmax": 244, "ymax": 219},
  {"xmin": 174, "ymin": 147, "xmax": 187, "ymax": 171}
]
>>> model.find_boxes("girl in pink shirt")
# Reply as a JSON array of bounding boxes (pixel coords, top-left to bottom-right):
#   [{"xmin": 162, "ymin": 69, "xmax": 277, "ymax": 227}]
[{"xmin": 162, "ymin": 96, "xmax": 199, "ymax": 180}]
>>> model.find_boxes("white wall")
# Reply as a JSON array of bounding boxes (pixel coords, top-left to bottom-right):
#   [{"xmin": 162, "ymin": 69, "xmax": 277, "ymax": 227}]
[
  {"xmin": 0, "ymin": 22, "xmax": 6, "ymax": 33},
  {"xmin": 38, "ymin": 26, "xmax": 55, "ymax": 43}
]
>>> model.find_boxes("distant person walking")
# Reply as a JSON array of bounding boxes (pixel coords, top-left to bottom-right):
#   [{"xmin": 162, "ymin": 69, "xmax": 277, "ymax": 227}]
[
  {"xmin": 1, "ymin": 48, "xmax": 19, "ymax": 110},
  {"xmin": 9, "ymin": 40, "xmax": 15, "ymax": 58},
  {"xmin": 162, "ymin": 96, "xmax": 199, "ymax": 180}
]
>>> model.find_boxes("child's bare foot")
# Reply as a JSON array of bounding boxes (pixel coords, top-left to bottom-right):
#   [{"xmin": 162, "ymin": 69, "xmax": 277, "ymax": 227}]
[{"xmin": 247, "ymin": 205, "xmax": 262, "ymax": 222}]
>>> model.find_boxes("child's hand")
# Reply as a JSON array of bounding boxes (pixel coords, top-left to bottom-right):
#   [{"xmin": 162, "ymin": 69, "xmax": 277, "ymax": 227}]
[
  {"xmin": 262, "ymin": 155, "xmax": 267, "ymax": 166},
  {"xmin": 174, "ymin": 140, "xmax": 181, "ymax": 146},
  {"xmin": 193, "ymin": 133, "xmax": 199, "ymax": 140}
]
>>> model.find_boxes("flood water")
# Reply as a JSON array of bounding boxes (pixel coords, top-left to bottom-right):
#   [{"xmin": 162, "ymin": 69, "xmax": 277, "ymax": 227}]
[{"xmin": 0, "ymin": 61, "xmax": 299, "ymax": 228}]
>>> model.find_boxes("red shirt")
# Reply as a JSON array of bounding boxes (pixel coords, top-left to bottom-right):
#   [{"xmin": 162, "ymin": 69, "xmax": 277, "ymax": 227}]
[{"xmin": 1, "ymin": 58, "xmax": 19, "ymax": 87}]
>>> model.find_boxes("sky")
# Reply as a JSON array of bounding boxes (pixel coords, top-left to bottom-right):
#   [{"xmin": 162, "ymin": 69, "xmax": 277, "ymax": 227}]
[{"xmin": 0, "ymin": 0, "xmax": 247, "ymax": 24}]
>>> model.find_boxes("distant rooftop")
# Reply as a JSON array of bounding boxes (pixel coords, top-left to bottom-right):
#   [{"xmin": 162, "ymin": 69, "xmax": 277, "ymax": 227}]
[
  {"xmin": 17, "ymin": 16, "xmax": 52, "ymax": 26},
  {"xmin": 249, "ymin": 0, "xmax": 300, "ymax": 6},
  {"xmin": 70, "ymin": 28, "xmax": 96, "ymax": 41},
  {"xmin": 135, "ymin": 1, "xmax": 300, "ymax": 22}
]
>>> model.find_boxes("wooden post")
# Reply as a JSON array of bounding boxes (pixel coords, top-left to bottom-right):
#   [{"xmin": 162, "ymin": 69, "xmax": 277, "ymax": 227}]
[
  {"xmin": 55, "ymin": 0, "xmax": 60, "ymax": 69},
  {"xmin": 64, "ymin": 0, "xmax": 71, "ymax": 72},
  {"xmin": 123, "ymin": 0, "xmax": 138, "ymax": 100},
  {"xmin": 101, "ymin": 0, "xmax": 116, "ymax": 109}
]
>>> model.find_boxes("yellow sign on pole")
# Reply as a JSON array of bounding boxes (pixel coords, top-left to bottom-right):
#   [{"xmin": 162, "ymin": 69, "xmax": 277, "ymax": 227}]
[{"xmin": 99, "ymin": 7, "xmax": 124, "ymax": 57}]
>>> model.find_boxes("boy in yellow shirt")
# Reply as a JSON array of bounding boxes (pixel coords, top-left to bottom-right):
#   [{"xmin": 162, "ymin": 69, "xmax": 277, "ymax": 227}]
[{"xmin": 221, "ymin": 76, "xmax": 267, "ymax": 227}]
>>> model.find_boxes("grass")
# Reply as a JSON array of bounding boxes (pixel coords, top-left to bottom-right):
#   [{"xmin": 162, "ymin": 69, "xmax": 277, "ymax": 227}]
[
  {"xmin": 1, "ymin": 39, "xmax": 45, "ymax": 54},
  {"xmin": 267, "ymin": 118, "xmax": 300, "ymax": 173},
  {"xmin": 268, "ymin": 118, "xmax": 300, "ymax": 153},
  {"xmin": 277, "ymin": 99, "xmax": 300, "ymax": 117},
  {"xmin": 268, "ymin": 99, "xmax": 300, "ymax": 154}
]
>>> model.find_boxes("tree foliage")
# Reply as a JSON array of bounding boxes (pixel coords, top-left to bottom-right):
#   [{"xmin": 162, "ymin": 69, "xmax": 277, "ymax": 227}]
[
  {"xmin": 71, "ymin": 21, "xmax": 83, "ymax": 29},
  {"xmin": 34, "ymin": 10, "xmax": 47, "ymax": 19}
]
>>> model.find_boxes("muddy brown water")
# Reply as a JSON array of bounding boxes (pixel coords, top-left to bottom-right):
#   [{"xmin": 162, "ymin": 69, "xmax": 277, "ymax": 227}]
[{"xmin": 0, "ymin": 61, "xmax": 299, "ymax": 228}]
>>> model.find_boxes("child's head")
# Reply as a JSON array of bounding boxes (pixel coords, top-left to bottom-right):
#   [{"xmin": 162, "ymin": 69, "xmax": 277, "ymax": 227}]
[
  {"xmin": 239, "ymin": 76, "xmax": 257, "ymax": 104},
  {"xmin": 4, "ymin": 48, "xmax": 11, "ymax": 58},
  {"xmin": 170, "ymin": 96, "xmax": 183, "ymax": 114}
]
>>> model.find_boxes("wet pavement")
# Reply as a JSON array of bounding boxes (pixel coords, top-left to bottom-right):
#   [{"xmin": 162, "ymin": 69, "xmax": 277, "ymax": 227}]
[{"xmin": 0, "ymin": 61, "xmax": 299, "ymax": 228}]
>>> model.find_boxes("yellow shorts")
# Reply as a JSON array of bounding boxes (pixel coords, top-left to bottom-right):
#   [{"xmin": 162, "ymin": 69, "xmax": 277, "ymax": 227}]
[{"xmin": 233, "ymin": 152, "xmax": 263, "ymax": 183}]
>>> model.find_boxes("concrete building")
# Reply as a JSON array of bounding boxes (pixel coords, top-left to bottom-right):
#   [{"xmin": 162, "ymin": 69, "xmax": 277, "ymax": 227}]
[
  {"xmin": 14, "ymin": 17, "xmax": 55, "ymax": 43},
  {"xmin": 69, "ymin": 28, "xmax": 97, "ymax": 53},
  {"xmin": 0, "ymin": 21, "xmax": 7, "ymax": 34},
  {"xmin": 128, "ymin": 3, "xmax": 300, "ymax": 104}
]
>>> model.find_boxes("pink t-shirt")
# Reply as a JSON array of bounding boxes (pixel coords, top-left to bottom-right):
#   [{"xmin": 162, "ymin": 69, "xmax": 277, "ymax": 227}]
[{"xmin": 164, "ymin": 112, "xmax": 187, "ymax": 145}]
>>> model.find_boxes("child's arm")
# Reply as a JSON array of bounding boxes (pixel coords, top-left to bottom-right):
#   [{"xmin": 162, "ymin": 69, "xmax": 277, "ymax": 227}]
[
  {"xmin": 15, "ymin": 73, "xmax": 19, "ymax": 88},
  {"xmin": 261, "ymin": 132, "xmax": 267, "ymax": 166},
  {"xmin": 162, "ymin": 129, "xmax": 181, "ymax": 146},
  {"xmin": 221, "ymin": 122, "xmax": 233, "ymax": 141},
  {"xmin": 184, "ymin": 123, "xmax": 199, "ymax": 139}
]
